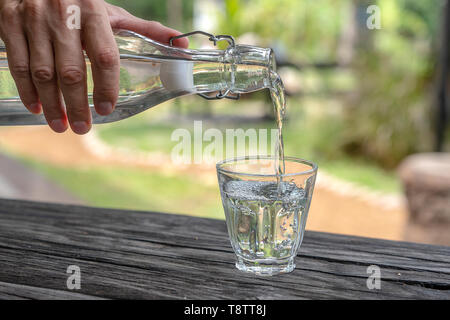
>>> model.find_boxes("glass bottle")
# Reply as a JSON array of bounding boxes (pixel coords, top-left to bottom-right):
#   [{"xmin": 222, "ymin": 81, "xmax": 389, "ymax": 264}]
[{"xmin": 0, "ymin": 30, "xmax": 276, "ymax": 126}]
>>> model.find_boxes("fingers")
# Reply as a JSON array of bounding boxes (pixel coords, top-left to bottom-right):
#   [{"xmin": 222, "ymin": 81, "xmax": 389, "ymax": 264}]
[
  {"xmin": 82, "ymin": 7, "xmax": 119, "ymax": 118},
  {"xmin": 28, "ymin": 36, "xmax": 68, "ymax": 133},
  {"xmin": 0, "ymin": 3, "xmax": 40, "ymax": 114},
  {"xmin": 2, "ymin": 0, "xmax": 188, "ymax": 135},
  {"xmin": 52, "ymin": 25, "xmax": 90, "ymax": 134},
  {"xmin": 110, "ymin": 14, "xmax": 189, "ymax": 48},
  {"xmin": 23, "ymin": 3, "xmax": 69, "ymax": 134}
]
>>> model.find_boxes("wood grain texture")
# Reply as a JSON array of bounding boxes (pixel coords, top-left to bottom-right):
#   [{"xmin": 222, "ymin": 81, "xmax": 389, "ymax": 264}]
[{"xmin": 0, "ymin": 198, "xmax": 449, "ymax": 300}]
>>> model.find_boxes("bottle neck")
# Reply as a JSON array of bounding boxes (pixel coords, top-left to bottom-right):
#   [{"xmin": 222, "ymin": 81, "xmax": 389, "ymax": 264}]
[
  {"xmin": 193, "ymin": 45, "xmax": 276, "ymax": 94},
  {"xmin": 115, "ymin": 30, "xmax": 276, "ymax": 97},
  {"xmin": 225, "ymin": 45, "xmax": 276, "ymax": 94},
  {"xmin": 170, "ymin": 46, "xmax": 275, "ymax": 97}
]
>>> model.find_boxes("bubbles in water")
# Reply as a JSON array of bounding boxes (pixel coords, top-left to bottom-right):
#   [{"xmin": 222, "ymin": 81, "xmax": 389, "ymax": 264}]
[
  {"xmin": 222, "ymin": 180, "xmax": 306, "ymax": 261},
  {"xmin": 224, "ymin": 180, "xmax": 305, "ymax": 202}
]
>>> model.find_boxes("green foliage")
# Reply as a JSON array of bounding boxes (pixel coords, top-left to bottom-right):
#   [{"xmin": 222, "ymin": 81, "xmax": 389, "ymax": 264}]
[
  {"xmin": 107, "ymin": 0, "xmax": 167, "ymax": 21},
  {"xmin": 217, "ymin": 0, "xmax": 348, "ymax": 62},
  {"xmin": 106, "ymin": 0, "xmax": 194, "ymax": 30},
  {"xmin": 214, "ymin": 0, "xmax": 441, "ymax": 168},
  {"xmin": 340, "ymin": 0, "xmax": 439, "ymax": 168}
]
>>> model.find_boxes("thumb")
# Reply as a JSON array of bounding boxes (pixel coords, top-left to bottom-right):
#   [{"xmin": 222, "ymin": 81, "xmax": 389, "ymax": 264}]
[{"xmin": 110, "ymin": 15, "xmax": 189, "ymax": 48}]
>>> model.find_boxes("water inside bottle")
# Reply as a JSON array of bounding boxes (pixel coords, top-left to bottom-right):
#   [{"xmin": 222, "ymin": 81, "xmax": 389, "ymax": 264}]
[{"xmin": 0, "ymin": 51, "xmax": 274, "ymax": 125}]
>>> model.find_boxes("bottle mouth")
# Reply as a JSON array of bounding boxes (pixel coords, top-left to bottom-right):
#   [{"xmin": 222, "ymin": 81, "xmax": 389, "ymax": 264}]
[
  {"xmin": 230, "ymin": 45, "xmax": 276, "ymax": 70},
  {"xmin": 268, "ymin": 48, "xmax": 276, "ymax": 73},
  {"xmin": 223, "ymin": 45, "xmax": 278, "ymax": 94}
]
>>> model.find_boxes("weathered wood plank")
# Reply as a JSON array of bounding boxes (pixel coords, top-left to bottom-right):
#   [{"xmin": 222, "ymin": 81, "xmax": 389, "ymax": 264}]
[
  {"xmin": 0, "ymin": 198, "xmax": 448, "ymax": 299},
  {"xmin": 0, "ymin": 281, "xmax": 104, "ymax": 300}
]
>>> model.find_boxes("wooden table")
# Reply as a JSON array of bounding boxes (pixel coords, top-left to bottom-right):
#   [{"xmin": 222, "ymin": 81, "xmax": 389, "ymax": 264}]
[{"xmin": 0, "ymin": 198, "xmax": 449, "ymax": 300}]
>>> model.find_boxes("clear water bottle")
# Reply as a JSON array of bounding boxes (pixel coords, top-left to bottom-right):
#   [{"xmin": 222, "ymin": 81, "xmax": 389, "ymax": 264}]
[{"xmin": 0, "ymin": 30, "xmax": 276, "ymax": 126}]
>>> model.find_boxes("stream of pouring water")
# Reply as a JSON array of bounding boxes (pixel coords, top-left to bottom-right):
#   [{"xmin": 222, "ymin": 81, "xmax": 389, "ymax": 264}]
[
  {"xmin": 221, "ymin": 73, "xmax": 303, "ymax": 267},
  {"xmin": 269, "ymin": 71, "xmax": 287, "ymax": 184}
]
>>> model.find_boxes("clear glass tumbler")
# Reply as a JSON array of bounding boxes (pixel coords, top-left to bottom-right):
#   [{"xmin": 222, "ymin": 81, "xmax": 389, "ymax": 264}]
[{"xmin": 217, "ymin": 156, "xmax": 318, "ymax": 276}]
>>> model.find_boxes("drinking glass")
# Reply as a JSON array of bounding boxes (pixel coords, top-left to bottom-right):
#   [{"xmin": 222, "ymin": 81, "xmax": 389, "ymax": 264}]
[{"xmin": 216, "ymin": 155, "xmax": 317, "ymax": 276}]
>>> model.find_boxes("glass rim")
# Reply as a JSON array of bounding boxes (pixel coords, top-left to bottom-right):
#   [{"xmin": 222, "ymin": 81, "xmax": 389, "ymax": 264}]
[{"xmin": 216, "ymin": 155, "xmax": 318, "ymax": 178}]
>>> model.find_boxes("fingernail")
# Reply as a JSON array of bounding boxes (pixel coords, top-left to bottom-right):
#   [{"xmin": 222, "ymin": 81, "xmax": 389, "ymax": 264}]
[
  {"xmin": 50, "ymin": 119, "xmax": 67, "ymax": 133},
  {"xmin": 29, "ymin": 103, "xmax": 42, "ymax": 114},
  {"xmin": 97, "ymin": 102, "xmax": 113, "ymax": 115},
  {"xmin": 72, "ymin": 121, "xmax": 90, "ymax": 135}
]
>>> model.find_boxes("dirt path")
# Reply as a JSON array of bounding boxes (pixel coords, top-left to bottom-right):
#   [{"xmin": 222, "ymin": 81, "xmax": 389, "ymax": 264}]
[{"xmin": 0, "ymin": 126, "xmax": 408, "ymax": 241}]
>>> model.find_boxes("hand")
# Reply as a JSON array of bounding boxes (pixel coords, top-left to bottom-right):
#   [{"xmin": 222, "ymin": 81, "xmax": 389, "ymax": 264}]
[{"xmin": 0, "ymin": 0, "xmax": 188, "ymax": 134}]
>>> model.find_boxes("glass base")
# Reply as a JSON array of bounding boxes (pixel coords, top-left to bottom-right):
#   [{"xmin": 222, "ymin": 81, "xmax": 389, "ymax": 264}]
[{"xmin": 235, "ymin": 257, "xmax": 295, "ymax": 276}]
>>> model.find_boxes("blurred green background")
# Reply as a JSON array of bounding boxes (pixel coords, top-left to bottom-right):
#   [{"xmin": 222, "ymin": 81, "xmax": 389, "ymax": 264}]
[
  {"xmin": 1, "ymin": 0, "xmax": 448, "ymax": 220},
  {"xmin": 103, "ymin": 0, "xmax": 444, "ymax": 168}
]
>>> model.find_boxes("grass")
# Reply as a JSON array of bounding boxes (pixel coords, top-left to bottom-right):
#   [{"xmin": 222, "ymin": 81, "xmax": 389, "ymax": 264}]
[
  {"xmin": 319, "ymin": 160, "xmax": 401, "ymax": 193},
  {"xmin": 98, "ymin": 119, "xmax": 179, "ymax": 154},
  {"xmin": 5, "ymin": 94, "xmax": 401, "ymax": 220},
  {"xmin": 25, "ymin": 159, "xmax": 224, "ymax": 220},
  {"xmin": 96, "ymin": 97, "xmax": 402, "ymax": 195}
]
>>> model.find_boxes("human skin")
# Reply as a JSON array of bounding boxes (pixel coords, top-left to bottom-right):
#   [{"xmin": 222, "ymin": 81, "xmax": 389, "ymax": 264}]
[{"xmin": 0, "ymin": 0, "xmax": 188, "ymax": 134}]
